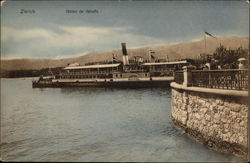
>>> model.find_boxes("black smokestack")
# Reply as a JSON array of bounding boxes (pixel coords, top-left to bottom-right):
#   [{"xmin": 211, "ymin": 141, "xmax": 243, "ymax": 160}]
[{"xmin": 121, "ymin": 43, "xmax": 128, "ymax": 56}]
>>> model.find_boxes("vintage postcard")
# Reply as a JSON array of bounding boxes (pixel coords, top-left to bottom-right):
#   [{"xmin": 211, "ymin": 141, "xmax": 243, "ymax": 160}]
[{"xmin": 0, "ymin": 0, "xmax": 249, "ymax": 162}]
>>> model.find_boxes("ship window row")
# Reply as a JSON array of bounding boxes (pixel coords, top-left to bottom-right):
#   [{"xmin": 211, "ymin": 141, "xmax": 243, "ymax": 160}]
[
  {"xmin": 59, "ymin": 75, "xmax": 112, "ymax": 79},
  {"xmin": 65, "ymin": 71, "xmax": 118, "ymax": 74},
  {"xmin": 115, "ymin": 74, "xmax": 123, "ymax": 78},
  {"xmin": 113, "ymin": 73, "xmax": 149, "ymax": 78},
  {"xmin": 67, "ymin": 68, "xmax": 119, "ymax": 73}
]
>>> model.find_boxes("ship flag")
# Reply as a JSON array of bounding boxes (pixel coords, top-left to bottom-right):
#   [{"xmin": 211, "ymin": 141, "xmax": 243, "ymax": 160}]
[
  {"xmin": 150, "ymin": 50, "xmax": 155, "ymax": 59},
  {"xmin": 112, "ymin": 53, "xmax": 118, "ymax": 62},
  {"xmin": 151, "ymin": 54, "xmax": 155, "ymax": 60},
  {"xmin": 148, "ymin": 50, "xmax": 156, "ymax": 63}
]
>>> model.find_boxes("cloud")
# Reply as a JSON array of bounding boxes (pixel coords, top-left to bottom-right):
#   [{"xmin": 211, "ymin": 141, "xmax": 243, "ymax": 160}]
[
  {"xmin": 2, "ymin": 27, "xmax": 54, "ymax": 41},
  {"xmin": 2, "ymin": 26, "xmax": 167, "ymax": 58},
  {"xmin": 54, "ymin": 51, "xmax": 91, "ymax": 59},
  {"xmin": 191, "ymin": 38, "xmax": 203, "ymax": 42}
]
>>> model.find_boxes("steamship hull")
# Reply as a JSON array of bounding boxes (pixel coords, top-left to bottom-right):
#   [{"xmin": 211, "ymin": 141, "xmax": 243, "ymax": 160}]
[{"xmin": 32, "ymin": 77, "xmax": 174, "ymax": 88}]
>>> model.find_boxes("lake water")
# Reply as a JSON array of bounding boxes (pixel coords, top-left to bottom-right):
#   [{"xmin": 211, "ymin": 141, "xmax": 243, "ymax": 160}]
[{"xmin": 0, "ymin": 78, "xmax": 243, "ymax": 162}]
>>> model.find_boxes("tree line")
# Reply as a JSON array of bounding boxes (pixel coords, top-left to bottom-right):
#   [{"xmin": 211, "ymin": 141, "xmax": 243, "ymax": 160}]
[{"xmin": 190, "ymin": 45, "xmax": 248, "ymax": 70}]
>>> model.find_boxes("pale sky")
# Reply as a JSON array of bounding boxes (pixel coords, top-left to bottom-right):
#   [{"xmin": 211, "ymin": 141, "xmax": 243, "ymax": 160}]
[{"xmin": 1, "ymin": 0, "xmax": 249, "ymax": 59}]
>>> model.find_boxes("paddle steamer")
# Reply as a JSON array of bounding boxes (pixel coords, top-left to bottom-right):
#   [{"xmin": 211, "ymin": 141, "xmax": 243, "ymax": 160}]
[{"xmin": 32, "ymin": 43, "xmax": 188, "ymax": 88}]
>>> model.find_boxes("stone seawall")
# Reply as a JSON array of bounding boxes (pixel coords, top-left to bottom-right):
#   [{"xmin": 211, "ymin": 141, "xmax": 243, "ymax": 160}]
[{"xmin": 171, "ymin": 82, "xmax": 248, "ymax": 158}]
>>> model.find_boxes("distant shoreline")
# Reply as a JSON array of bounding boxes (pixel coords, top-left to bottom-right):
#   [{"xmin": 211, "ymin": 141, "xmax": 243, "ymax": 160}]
[{"xmin": 1, "ymin": 77, "xmax": 39, "ymax": 79}]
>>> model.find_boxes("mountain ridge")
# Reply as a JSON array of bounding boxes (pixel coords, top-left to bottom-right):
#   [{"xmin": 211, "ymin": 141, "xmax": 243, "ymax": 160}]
[{"xmin": 1, "ymin": 36, "xmax": 249, "ymax": 71}]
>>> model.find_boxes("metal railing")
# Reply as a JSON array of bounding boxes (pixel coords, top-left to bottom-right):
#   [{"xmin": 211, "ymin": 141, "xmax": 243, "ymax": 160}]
[
  {"xmin": 174, "ymin": 69, "xmax": 248, "ymax": 91},
  {"xmin": 191, "ymin": 69, "xmax": 248, "ymax": 90},
  {"xmin": 174, "ymin": 71, "xmax": 184, "ymax": 84}
]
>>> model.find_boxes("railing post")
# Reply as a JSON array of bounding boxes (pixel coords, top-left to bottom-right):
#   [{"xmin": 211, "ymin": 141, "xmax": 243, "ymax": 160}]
[{"xmin": 182, "ymin": 66, "xmax": 195, "ymax": 87}]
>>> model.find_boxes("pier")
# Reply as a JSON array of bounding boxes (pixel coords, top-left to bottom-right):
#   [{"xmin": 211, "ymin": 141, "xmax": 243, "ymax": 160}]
[{"xmin": 171, "ymin": 66, "xmax": 248, "ymax": 158}]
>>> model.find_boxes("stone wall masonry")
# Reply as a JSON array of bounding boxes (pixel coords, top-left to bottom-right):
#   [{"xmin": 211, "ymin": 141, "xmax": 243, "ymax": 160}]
[{"xmin": 171, "ymin": 85, "xmax": 248, "ymax": 158}]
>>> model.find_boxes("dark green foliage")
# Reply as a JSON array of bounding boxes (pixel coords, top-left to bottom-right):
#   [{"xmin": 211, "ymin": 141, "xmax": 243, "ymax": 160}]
[
  {"xmin": 213, "ymin": 45, "xmax": 248, "ymax": 69},
  {"xmin": 191, "ymin": 45, "xmax": 248, "ymax": 70}
]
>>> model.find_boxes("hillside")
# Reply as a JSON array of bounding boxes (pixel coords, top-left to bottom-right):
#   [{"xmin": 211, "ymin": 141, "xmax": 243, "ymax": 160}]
[{"xmin": 1, "ymin": 36, "xmax": 249, "ymax": 71}]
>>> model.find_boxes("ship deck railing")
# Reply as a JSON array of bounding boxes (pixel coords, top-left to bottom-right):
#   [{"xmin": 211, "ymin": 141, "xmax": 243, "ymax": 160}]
[{"xmin": 60, "ymin": 69, "xmax": 175, "ymax": 75}]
